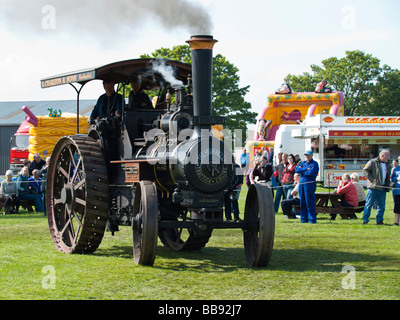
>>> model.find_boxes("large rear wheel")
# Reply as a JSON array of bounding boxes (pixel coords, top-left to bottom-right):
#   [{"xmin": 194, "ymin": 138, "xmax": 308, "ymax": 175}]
[{"xmin": 46, "ymin": 136, "xmax": 109, "ymax": 254}]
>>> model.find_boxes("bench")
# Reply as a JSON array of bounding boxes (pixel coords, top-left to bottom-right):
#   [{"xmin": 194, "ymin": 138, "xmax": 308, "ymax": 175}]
[
  {"xmin": 293, "ymin": 204, "xmax": 364, "ymax": 220},
  {"xmin": 0, "ymin": 199, "xmax": 35, "ymax": 214},
  {"xmin": 341, "ymin": 206, "xmax": 364, "ymax": 219}
]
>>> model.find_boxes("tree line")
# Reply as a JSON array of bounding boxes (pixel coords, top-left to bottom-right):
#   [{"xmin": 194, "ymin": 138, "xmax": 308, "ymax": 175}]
[
  {"xmin": 284, "ymin": 50, "xmax": 400, "ymax": 116},
  {"xmin": 140, "ymin": 46, "xmax": 400, "ymax": 132}
]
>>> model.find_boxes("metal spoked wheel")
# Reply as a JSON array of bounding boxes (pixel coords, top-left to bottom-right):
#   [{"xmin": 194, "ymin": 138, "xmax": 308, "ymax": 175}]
[
  {"xmin": 46, "ymin": 136, "xmax": 109, "ymax": 254},
  {"xmin": 132, "ymin": 181, "xmax": 159, "ymax": 266},
  {"xmin": 243, "ymin": 183, "xmax": 275, "ymax": 267},
  {"xmin": 159, "ymin": 227, "xmax": 213, "ymax": 252},
  {"xmin": 159, "ymin": 214, "xmax": 213, "ymax": 252}
]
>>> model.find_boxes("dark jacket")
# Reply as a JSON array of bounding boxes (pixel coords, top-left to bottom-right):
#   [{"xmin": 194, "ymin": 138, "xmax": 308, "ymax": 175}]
[
  {"xmin": 17, "ymin": 174, "xmax": 30, "ymax": 195},
  {"xmin": 363, "ymin": 157, "xmax": 391, "ymax": 191},
  {"xmin": 128, "ymin": 90, "xmax": 153, "ymax": 110},
  {"xmin": 252, "ymin": 163, "xmax": 273, "ymax": 182},
  {"xmin": 91, "ymin": 92, "xmax": 123, "ymax": 119},
  {"xmin": 230, "ymin": 164, "xmax": 244, "ymax": 191},
  {"xmin": 30, "ymin": 159, "xmax": 46, "ymax": 174}
]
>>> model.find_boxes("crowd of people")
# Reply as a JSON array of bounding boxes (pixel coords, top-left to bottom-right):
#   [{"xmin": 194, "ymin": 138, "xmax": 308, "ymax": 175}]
[
  {"xmin": 3, "ymin": 145, "xmax": 400, "ymax": 227},
  {"xmin": 239, "ymin": 147, "xmax": 400, "ymax": 226},
  {"xmin": 1, "ymin": 153, "xmax": 49, "ymax": 215}
]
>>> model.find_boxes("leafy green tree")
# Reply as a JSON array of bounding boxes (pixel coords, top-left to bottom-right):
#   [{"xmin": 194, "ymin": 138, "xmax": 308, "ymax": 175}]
[
  {"xmin": 141, "ymin": 45, "xmax": 257, "ymax": 132},
  {"xmin": 284, "ymin": 50, "xmax": 400, "ymax": 116},
  {"xmin": 368, "ymin": 65, "xmax": 400, "ymax": 116}
]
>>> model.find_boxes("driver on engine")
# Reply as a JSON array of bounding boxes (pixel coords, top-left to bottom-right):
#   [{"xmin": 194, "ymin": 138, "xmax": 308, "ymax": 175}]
[{"xmin": 89, "ymin": 79, "xmax": 123, "ymax": 122}]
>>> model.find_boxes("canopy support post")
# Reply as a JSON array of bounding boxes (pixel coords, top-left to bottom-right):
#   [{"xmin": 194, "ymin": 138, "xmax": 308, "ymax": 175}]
[{"xmin": 69, "ymin": 82, "xmax": 88, "ymax": 135}]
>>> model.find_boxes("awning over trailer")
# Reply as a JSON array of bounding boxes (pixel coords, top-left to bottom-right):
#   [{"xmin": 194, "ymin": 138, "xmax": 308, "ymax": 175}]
[{"xmin": 41, "ymin": 59, "xmax": 192, "ymax": 89}]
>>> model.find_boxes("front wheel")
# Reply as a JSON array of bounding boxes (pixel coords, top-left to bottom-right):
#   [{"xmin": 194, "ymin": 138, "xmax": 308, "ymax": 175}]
[
  {"xmin": 243, "ymin": 183, "xmax": 275, "ymax": 267},
  {"xmin": 132, "ymin": 181, "xmax": 159, "ymax": 266}
]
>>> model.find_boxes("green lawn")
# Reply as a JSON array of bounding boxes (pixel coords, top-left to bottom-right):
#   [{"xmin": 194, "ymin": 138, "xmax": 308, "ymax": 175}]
[{"xmin": 0, "ymin": 186, "xmax": 399, "ymax": 300}]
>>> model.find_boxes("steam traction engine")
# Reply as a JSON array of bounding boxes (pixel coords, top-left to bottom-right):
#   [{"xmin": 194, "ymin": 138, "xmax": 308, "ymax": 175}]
[{"xmin": 42, "ymin": 36, "xmax": 275, "ymax": 267}]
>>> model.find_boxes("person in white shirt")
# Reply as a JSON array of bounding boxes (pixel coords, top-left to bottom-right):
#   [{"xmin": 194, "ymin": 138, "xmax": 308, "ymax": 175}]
[{"xmin": 350, "ymin": 173, "xmax": 366, "ymax": 206}]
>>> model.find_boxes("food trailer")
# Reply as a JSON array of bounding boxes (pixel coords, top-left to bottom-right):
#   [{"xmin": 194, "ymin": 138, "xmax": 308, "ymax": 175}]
[{"xmin": 291, "ymin": 114, "xmax": 400, "ymax": 187}]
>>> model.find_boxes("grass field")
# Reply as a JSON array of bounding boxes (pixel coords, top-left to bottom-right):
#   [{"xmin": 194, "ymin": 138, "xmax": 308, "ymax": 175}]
[{"xmin": 0, "ymin": 186, "xmax": 399, "ymax": 300}]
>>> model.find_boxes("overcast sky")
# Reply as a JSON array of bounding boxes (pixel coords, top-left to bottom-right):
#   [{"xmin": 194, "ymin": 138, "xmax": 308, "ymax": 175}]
[{"xmin": 1, "ymin": 0, "xmax": 399, "ymax": 117}]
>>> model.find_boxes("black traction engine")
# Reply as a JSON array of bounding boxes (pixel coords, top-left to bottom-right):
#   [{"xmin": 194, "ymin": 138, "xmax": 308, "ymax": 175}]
[{"xmin": 44, "ymin": 36, "xmax": 275, "ymax": 267}]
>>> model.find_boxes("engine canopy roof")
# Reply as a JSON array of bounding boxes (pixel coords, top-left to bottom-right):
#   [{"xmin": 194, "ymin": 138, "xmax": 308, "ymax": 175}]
[{"xmin": 41, "ymin": 59, "xmax": 191, "ymax": 90}]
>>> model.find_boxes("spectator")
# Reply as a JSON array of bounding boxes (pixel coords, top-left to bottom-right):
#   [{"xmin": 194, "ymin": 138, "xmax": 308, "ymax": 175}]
[
  {"xmin": 281, "ymin": 173, "xmax": 301, "ymax": 219},
  {"xmin": 225, "ymin": 162, "xmax": 244, "ymax": 222},
  {"xmin": 362, "ymin": 149, "xmax": 391, "ymax": 225},
  {"xmin": 350, "ymin": 173, "xmax": 366, "ymax": 206},
  {"xmin": 252, "ymin": 154, "xmax": 273, "ymax": 197},
  {"xmin": 294, "ymin": 154, "xmax": 301, "ymax": 165},
  {"xmin": 391, "ymin": 163, "xmax": 400, "ymax": 226},
  {"xmin": 281, "ymin": 154, "xmax": 297, "ymax": 199},
  {"xmin": 391, "ymin": 159, "xmax": 398, "ymax": 174},
  {"xmin": 1, "ymin": 170, "xmax": 20, "ymax": 215},
  {"xmin": 336, "ymin": 174, "xmax": 359, "ymax": 207},
  {"xmin": 30, "ymin": 153, "xmax": 46, "ymax": 173},
  {"xmin": 245, "ymin": 157, "xmax": 258, "ymax": 187},
  {"xmin": 17, "ymin": 166, "xmax": 44, "ymax": 213},
  {"xmin": 239, "ymin": 148, "xmax": 250, "ymax": 176},
  {"xmin": 23, "ymin": 159, "xmax": 32, "ymax": 175},
  {"xmin": 274, "ymin": 153, "xmax": 288, "ymax": 213},
  {"xmin": 256, "ymin": 146, "xmax": 266, "ymax": 158},
  {"xmin": 268, "ymin": 147, "xmax": 274, "ymax": 165},
  {"xmin": 391, "ymin": 159, "xmax": 398, "ymax": 201},
  {"xmin": 295, "ymin": 150, "xmax": 320, "ymax": 224},
  {"xmin": 252, "ymin": 155, "xmax": 272, "ymax": 184},
  {"xmin": 38, "ymin": 157, "xmax": 50, "ymax": 216},
  {"xmin": 28, "ymin": 169, "xmax": 42, "ymax": 197}
]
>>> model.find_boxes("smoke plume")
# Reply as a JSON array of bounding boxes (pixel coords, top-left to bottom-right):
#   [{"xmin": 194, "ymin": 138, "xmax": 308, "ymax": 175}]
[
  {"xmin": 151, "ymin": 60, "xmax": 184, "ymax": 88},
  {"xmin": 0, "ymin": 0, "xmax": 213, "ymax": 38}
]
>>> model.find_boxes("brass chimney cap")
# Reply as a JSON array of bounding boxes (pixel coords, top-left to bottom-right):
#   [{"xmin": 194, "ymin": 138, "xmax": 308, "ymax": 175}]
[{"xmin": 186, "ymin": 35, "xmax": 218, "ymax": 50}]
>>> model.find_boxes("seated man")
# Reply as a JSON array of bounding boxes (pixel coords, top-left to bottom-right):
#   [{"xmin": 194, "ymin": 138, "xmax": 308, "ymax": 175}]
[
  {"xmin": 281, "ymin": 173, "xmax": 300, "ymax": 219},
  {"xmin": 127, "ymin": 78, "xmax": 153, "ymax": 110},
  {"xmin": 90, "ymin": 79, "xmax": 123, "ymax": 122}
]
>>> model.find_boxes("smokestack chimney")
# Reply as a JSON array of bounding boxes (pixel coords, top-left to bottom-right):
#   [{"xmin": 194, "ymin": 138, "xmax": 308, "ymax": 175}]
[{"xmin": 186, "ymin": 35, "xmax": 218, "ymax": 132}]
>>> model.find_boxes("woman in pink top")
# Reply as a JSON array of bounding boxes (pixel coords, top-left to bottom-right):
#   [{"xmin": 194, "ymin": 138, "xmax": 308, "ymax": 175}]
[{"xmin": 337, "ymin": 173, "xmax": 359, "ymax": 207}]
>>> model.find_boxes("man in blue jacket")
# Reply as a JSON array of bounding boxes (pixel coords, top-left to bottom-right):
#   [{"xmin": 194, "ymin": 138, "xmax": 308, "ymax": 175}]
[
  {"xmin": 295, "ymin": 150, "xmax": 320, "ymax": 223},
  {"xmin": 90, "ymin": 79, "xmax": 123, "ymax": 121}
]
